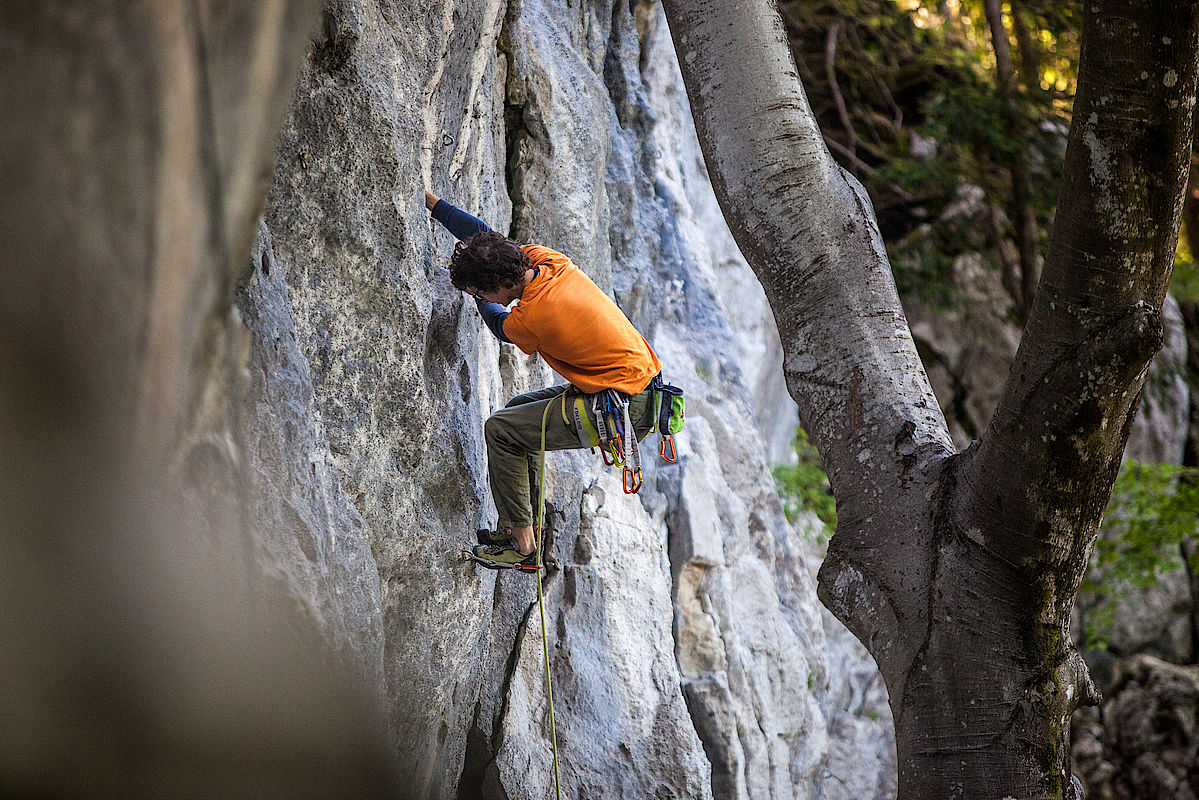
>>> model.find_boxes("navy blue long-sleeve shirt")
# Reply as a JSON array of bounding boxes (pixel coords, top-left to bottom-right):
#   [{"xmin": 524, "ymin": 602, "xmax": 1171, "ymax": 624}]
[{"xmin": 431, "ymin": 199, "xmax": 513, "ymax": 343}]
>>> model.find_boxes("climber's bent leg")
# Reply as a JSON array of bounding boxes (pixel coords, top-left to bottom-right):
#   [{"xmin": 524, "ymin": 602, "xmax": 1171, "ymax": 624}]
[
  {"xmin": 484, "ymin": 388, "xmax": 582, "ymax": 543},
  {"xmin": 483, "ymin": 384, "xmax": 658, "ymax": 551}
]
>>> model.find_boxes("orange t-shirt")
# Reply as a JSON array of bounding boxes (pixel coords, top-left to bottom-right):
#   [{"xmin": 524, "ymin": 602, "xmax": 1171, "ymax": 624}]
[{"xmin": 502, "ymin": 245, "xmax": 661, "ymax": 395}]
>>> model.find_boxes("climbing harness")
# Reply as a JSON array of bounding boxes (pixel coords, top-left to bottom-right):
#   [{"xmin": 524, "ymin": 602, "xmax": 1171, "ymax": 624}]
[
  {"xmin": 565, "ymin": 374, "xmax": 685, "ymax": 494},
  {"xmin": 526, "ymin": 380, "xmax": 682, "ymax": 797},
  {"xmin": 595, "ymin": 389, "xmax": 643, "ymax": 493}
]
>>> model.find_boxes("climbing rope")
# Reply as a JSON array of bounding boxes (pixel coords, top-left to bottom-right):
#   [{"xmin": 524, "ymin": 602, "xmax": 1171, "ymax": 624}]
[{"xmin": 534, "ymin": 394, "xmax": 565, "ymax": 800}]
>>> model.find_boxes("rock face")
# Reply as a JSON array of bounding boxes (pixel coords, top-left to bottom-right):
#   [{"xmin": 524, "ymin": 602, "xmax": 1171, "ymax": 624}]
[
  {"xmin": 1073, "ymin": 655, "xmax": 1199, "ymax": 800},
  {"xmin": 900, "ymin": 185, "xmax": 1023, "ymax": 450},
  {"xmin": 252, "ymin": 0, "xmax": 894, "ymax": 797}
]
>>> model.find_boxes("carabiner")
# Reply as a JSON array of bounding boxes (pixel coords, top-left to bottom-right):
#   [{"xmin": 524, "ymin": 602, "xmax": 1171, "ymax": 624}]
[
  {"xmin": 600, "ymin": 441, "xmax": 616, "ymax": 466},
  {"xmin": 623, "ymin": 466, "xmax": 643, "ymax": 494},
  {"xmin": 659, "ymin": 434, "xmax": 677, "ymax": 463},
  {"xmin": 608, "ymin": 435, "xmax": 624, "ymax": 467}
]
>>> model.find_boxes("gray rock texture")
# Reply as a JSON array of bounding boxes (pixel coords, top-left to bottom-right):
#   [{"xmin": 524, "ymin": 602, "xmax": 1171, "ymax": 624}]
[
  {"xmin": 1127, "ymin": 294, "xmax": 1192, "ymax": 466},
  {"xmin": 1073, "ymin": 655, "xmax": 1199, "ymax": 800},
  {"xmin": 239, "ymin": 222, "xmax": 387, "ymax": 688},
  {"xmin": 899, "ymin": 185, "xmax": 1022, "ymax": 450}
]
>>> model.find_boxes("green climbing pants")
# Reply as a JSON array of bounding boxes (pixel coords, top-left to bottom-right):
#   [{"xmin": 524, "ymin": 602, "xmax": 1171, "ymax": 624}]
[{"xmin": 485, "ymin": 384, "xmax": 657, "ymax": 529}]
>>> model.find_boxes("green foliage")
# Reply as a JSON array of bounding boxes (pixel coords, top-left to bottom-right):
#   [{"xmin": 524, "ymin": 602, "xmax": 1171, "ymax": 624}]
[
  {"xmin": 778, "ymin": 0, "xmax": 1078, "ymax": 307},
  {"xmin": 888, "ymin": 234, "xmax": 961, "ymax": 310},
  {"xmin": 1170, "ymin": 255, "xmax": 1199, "ymax": 304},
  {"xmin": 773, "ymin": 427, "xmax": 837, "ymax": 538},
  {"xmin": 1081, "ymin": 460, "xmax": 1199, "ymax": 650}
]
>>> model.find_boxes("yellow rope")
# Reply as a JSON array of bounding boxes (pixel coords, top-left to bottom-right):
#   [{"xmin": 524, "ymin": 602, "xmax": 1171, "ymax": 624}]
[{"xmin": 535, "ymin": 395, "xmax": 564, "ymax": 800}]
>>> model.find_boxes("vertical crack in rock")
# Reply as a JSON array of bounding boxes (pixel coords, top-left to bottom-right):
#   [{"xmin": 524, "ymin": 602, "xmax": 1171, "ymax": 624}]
[
  {"xmin": 498, "ymin": 5, "xmax": 529, "ymax": 240},
  {"xmin": 485, "ymin": 585, "xmax": 546, "ymax": 797},
  {"xmin": 456, "ymin": 700, "xmax": 491, "ymax": 800}
]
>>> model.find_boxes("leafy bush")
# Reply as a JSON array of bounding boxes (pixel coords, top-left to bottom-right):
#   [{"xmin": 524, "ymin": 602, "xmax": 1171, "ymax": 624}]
[
  {"xmin": 1170, "ymin": 257, "xmax": 1199, "ymax": 304},
  {"xmin": 1081, "ymin": 460, "xmax": 1199, "ymax": 650},
  {"xmin": 773, "ymin": 427, "xmax": 837, "ymax": 539}
]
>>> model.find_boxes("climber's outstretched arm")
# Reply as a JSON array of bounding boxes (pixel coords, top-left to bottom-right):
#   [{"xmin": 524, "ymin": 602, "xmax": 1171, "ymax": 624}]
[
  {"xmin": 426, "ymin": 192, "xmax": 491, "ymax": 242},
  {"xmin": 425, "ymin": 191, "xmax": 512, "ymax": 344}
]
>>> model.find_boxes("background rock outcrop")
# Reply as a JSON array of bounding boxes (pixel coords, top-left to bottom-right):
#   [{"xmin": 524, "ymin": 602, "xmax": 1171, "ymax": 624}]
[{"xmin": 1073, "ymin": 655, "xmax": 1199, "ymax": 800}]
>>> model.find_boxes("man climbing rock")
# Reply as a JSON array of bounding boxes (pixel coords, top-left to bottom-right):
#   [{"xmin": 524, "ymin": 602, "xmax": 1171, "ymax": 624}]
[{"xmin": 425, "ymin": 190, "xmax": 663, "ymax": 571}]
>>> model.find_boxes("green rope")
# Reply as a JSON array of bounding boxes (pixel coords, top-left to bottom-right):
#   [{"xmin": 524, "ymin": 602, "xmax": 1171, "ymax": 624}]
[{"xmin": 534, "ymin": 394, "xmax": 564, "ymax": 800}]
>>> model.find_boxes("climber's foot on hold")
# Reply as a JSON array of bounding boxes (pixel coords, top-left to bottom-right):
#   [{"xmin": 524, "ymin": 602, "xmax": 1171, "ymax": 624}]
[
  {"xmin": 468, "ymin": 543, "xmax": 542, "ymax": 572},
  {"xmin": 476, "ymin": 528, "xmax": 515, "ymax": 547}
]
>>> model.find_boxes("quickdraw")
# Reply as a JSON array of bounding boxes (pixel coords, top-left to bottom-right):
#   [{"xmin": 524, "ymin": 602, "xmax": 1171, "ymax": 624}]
[
  {"xmin": 567, "ymin": 375, "xmax": 684, "ymax": 494},
  {"xmin": 623, "ymin": 465, "xmax": 643, "ymax": 493},
  {"xmin": 659, "ymin": 435, "xmax": 677, "ymax": 464}
]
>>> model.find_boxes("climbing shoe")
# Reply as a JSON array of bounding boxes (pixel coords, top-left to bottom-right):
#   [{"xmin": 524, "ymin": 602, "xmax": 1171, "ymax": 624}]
[
  {"xmin": 468, "ymin": 542, "xmax": 541, "ymax": 572},
  {"xmin": 476, "ymin": 528, "xmax": 515, "ymax": 547}
]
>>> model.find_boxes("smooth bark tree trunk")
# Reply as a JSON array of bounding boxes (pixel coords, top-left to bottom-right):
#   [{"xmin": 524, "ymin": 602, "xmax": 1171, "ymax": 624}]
[{"xmin": 660, "ymin": 1, "xmax": 1199, "ymax": 797}]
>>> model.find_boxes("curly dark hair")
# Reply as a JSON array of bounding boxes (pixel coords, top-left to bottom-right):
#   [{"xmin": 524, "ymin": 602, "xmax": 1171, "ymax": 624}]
[{"xmin": 448, "ymin": 231, "xmax": 531, "ymax": 293}]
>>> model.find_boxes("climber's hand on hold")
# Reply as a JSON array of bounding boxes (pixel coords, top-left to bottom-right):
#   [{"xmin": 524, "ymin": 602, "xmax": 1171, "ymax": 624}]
[{"xmin": 424, "ymin": 190, "xmax": 440, "ymax": 211}]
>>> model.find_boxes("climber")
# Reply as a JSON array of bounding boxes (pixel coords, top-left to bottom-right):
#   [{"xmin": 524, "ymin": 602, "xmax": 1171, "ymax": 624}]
[{"xmin": 425, "ymin": 190, "xmax": 662, "ymax": 571}]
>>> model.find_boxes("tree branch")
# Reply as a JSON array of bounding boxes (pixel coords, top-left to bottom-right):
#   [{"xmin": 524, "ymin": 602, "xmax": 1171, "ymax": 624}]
[
  {"xmin": 660, "ymin": 0, "xmax": 953, "ymax": 512},
  {"xmin": 969, "ymin": 0, "xmax": 1199, "ymax": 565},
  {"xmin": 822, "ymin": 132, "xmax": 873, "ymax": 174},
  {"xmin": 983, "ymin": 0, "xmax": 1041, "ymax": 320},
  {"xmin": 824, "ymin": 21, "xmax": 857, "ymax": 165}
]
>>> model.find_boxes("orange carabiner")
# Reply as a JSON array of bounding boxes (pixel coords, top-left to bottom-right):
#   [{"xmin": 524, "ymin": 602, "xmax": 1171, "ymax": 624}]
[
  {"xmin": 659, "ymin": 435, "xmax": 677, "ymax": 463},
  {"xmin": 623, "ymin": 466, "xmax": 643, "ymax": 494}
]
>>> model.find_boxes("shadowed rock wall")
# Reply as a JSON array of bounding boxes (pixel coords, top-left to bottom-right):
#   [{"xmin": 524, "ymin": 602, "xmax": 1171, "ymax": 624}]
[{"xmin": 1, "ymin": 2, "xmax": 393, "ymax": 797}]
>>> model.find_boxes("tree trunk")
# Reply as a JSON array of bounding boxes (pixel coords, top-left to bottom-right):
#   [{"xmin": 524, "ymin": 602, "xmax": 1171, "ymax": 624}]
[
  {"xmin": 1010, "ymin": 0, "xmax": 1043, "ymax": 92},
  {"xmin": 983, "ymin": 0, "xmax": 1042, "ymax": 319},
  {"xmin": 660, "ymin": 0, "xmax": 1199, "ymax": 797}
]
